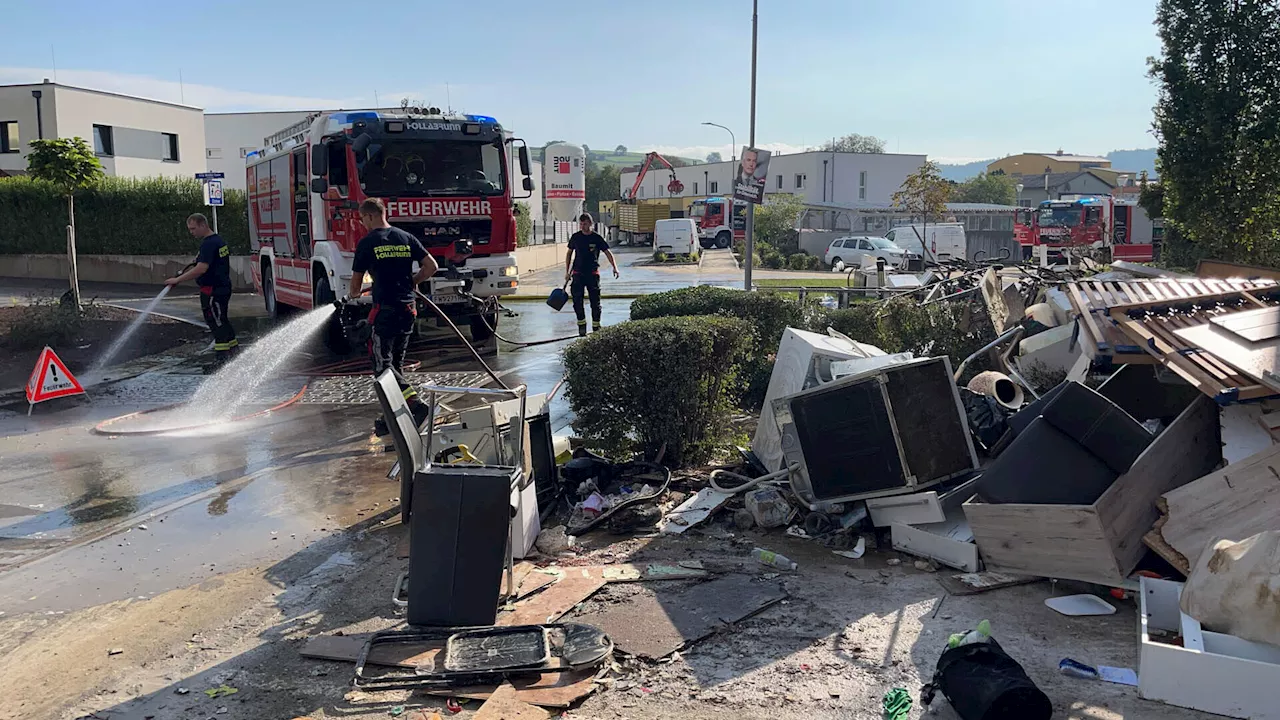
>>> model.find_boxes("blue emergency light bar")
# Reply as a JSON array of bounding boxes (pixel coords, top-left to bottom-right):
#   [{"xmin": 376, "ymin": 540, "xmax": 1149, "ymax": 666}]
[{"xmin": 464, "ymin": 114, "xmax": 497, "ymax": 124}]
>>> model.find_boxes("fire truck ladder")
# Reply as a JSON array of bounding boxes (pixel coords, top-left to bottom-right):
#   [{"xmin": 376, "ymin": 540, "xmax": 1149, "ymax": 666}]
[{"xmin": 263, "ymin": 112, "xmax": 322, "ymax": 154}]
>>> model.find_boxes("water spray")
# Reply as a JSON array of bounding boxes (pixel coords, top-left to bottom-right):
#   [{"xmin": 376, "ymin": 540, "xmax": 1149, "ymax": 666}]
[{"xmin": 89, "ymin": 286, "xmax": 172, "ymax": 376}]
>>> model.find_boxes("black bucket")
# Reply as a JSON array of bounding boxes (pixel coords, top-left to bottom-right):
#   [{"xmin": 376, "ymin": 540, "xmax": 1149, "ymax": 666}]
[
  {"xmin": 921, "ymin": 640, "xmax": 1052, "ymax": 720},
  {"xmin": 546, "ymin": 287, "xmax": 569, "ymax": 311}
]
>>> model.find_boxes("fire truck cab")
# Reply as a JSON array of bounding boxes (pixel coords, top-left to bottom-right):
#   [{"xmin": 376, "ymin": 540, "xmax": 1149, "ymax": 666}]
[
  {"xmin": 246, "ymin": 109, "xmax": 534, "ymax": 345},
  {"xmin": 1027, "ymin": 194, "xmax": 1155, "ymax": 262},
  {"xmin": 689, "ymin": 197, "xmax": 746, "ymax": 249}
]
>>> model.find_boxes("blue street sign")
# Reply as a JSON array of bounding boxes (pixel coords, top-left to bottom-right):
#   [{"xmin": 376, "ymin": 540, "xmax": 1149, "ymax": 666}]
[{"xmin": 195, "ymin": 172, "xmax": 225, "ymax": 180}]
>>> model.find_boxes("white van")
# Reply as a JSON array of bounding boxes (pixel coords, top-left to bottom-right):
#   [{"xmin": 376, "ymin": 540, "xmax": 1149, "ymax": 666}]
[
  {"xmin": 885, "ymin": 223, "xmax": 966, "ymax": 262},
  {"xmin": 655, "ymin": 218, "xmax": 699, "ymax": 257}
]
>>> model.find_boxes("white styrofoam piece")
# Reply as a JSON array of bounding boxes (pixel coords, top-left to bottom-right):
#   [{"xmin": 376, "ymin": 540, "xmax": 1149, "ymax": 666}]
[
  {"xmin": 890, "ymin": 508, "xmax": 980, "ymax": 571},
  {"xmin": 1140, "ymin": 576, "xmax": 1280, "ymax": 719},
  {"xmin": 1045, "ymin": 288, "xmax": 1075, "ymax": 327},
  {"xmin": 510, "ymin": 478, "xmax": 540, "ymax": 559},
  {"xmin": 1017, "ymin": 323, "xmax": 1081, "ymax": 377},
  {"xmin": 1044, "ymin": 594, "xmax": 1116, "ymax": 616},
  {"xmin": 658, "ymin": 488, "xmax": 733, "ymax": 534},
  {"xmin": 1220, "ymin": 404, "xmax": 1277, "ymax": 464},
  {"xmin": 866, "ymin": 490, "xmax": 945, "ymax": 527},
  {"xmin": 752, "ymin": 328, "xmax": 868, "ymax": 472}
]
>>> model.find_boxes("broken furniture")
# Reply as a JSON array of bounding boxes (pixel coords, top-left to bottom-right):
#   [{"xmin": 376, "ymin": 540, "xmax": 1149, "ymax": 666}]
[
  {"xmin": 964, "ymin": 388, "xmax": 1222, "ymax": 586},
  {"xmin": 353, "ymin": 622, "xmax": 613, "ymax": 690},
  {"xmin": 1144, "ymin": 443, "xmax": 1280, "ymax": 575},
  {"xmin": 1140, "ymin": 576, "xmax": 1280, "ymax": 719},
  {"xmin": 773, "ymin": 356, "xmax": 979, "ymax": 509},
  {"xmin": 375, "ymin": 373, "xmax": 526, "ymax": 627},
  {"xmin": 752, "ymin": 328, "xmax": 884, "ymax": 473},
  {"xmin": 1181, "ymin": 531, "xmax": 1280, "ymax": 647}
]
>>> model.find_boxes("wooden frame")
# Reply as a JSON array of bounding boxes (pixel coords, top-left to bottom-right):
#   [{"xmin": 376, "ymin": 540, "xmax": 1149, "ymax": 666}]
[{"xmin": 964, "ymin": 394, "xmax": 1221, "ymax": 585}]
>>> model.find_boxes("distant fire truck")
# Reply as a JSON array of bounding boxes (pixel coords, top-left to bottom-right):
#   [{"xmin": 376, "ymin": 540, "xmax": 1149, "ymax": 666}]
[
  {"xmin": 1023, "ymin": 194, "xmax": 1156, "ymax": 262},
  {"xmin": 246, "ymin": 109, "xmax": 535, "ymax": 344},
  {"xmin": 689, "ymin": 197, "xmax": 746, "ymax": 249}
]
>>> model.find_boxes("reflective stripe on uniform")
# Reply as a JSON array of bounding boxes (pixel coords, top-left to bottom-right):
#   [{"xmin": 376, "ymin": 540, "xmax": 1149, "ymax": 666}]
[
  {"xmin": 214, "ymin": 341, "xmax": 234, "ymax": 351},
  {"xmin": 577, "ymin": 319, "xmax": 587, "ymax": 326},
  {"xmin": 402, "ymin": 386, "xmax": 418, "ymax": 400}
]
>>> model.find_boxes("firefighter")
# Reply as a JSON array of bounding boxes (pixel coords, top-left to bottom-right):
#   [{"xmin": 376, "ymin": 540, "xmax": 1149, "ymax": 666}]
[
  {"xmin": 564, "ymin": 213, "xmax": 619, "ymax": 336},
  {"xmin": 166, "ymin": 213, "xmax": 238, "ymax": 366},
  {"xmin": 348, "ymin": 198, "xmax": 439, "ymax": 434}
]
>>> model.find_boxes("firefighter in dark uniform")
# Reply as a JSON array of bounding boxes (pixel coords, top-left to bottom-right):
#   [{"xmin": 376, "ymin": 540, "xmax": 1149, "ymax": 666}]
[
  {"xmin": 564, "ymin": 213, "xmax": 619, "ymax": 336},
  {"xmin": 166, "ymin": 213, "xmax": 238, "ymax": 366},
  {"xmin": 349, "ymin": 198, "xmax": 439, "ymax": 433}
]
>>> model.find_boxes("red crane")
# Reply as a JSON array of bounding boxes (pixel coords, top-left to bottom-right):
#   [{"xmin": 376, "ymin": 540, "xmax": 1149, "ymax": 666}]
[{"xmin": 625, "ymin": 152, "xmax": 685, "ymax": 199}]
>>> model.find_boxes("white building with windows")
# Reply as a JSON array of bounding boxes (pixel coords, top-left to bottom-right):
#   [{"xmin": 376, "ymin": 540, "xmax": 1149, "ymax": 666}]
[
  {"xmin": 0, "ymin": 81, "xmax": 204, "ymax": 178},
  {"xmin": 619, "ymin": 150, "xmax": 926, "ymax": 206},
  {"xmin": 204, "ymin": 110, "xmax": 322, "ymax": 190}
]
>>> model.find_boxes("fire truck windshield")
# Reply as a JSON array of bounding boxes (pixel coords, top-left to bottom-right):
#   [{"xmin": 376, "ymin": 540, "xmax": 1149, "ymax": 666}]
[
  {"xmin": 1038, "ymin": 205, "xmax": 1082, "ymax": 228},
  {"xmin": 359, "ymin": 139, "xmax": 504, "ymax": 197},
  {"xmin": 689, "ymin": 203, "xmax": 707, "ymax": 218}
]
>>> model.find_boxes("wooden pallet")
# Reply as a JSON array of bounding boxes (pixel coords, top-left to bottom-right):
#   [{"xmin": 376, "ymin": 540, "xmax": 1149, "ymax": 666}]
[
  {"xmin": 1067, "ymin": 277, "xmax": 1277, "ymax": 367},
  {"xmin": 1106, "ymin": 284, "xmax": 1280, "ymax": 402}
]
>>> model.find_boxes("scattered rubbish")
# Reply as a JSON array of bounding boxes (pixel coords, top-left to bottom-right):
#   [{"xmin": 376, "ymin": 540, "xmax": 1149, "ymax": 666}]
[
  {"xmin": 599, "ymin": 562, "xmax": 707, "ymax": 583},
  {"xmin": 885, "ymin": 558, "xmax": 902, "ymax": 566},
  {"xmin": 732, "ymin": 509, "xmax": 755, "ymax": 530},
  {"xmin": 499, "ymin": 573, "xmax": 606, "ymax": 626},
  {"xmin": 534, "ymin": 526, "xmax": 575, "ymax": 555},
  {"xmin": 947, "ymin": 619, "xmax": 991, "ymax": 648},
  {"xmin": 882, "ymin": 687, "xmax": 912, "ymax": 720},
  {"xmin": 833, "ymin": 536, "xmax": 866, "ymax": 560},
  {"xmin": 389, "ymin": 707, "xmax": 405, "ymax": 717},
  {"xmin": 1058, "ymin": 658, "xmax": 1138, "ymax": 686},
  {"xmin": 570, "ymin": 574, "xmax": 786, "ymax": 659},
  {"xmin": 445, "ymin": 698, "xmax": 463, "ymax": 714},
  {"xmin": 1140, "ymin": 575, "xmax": 1280, "ymax": 718},
  {"xmin": 936, "ymin": 571, "xmax": 1037, "ymax": 597},
  {"xmin": 752, "ymin": 547, "xmax": 798, "ymax": 571},
  {"xmin": 966, "ymin": 370, "xmax": 1024, "ymax": 410},
  {"xmin": 137, "ymin": 524, "xmax": 148, "ymax": 531},
  {"xmin": 204, "ymin": 685, "xmax": 238, "ymax": 699},
  {"xmin": 1181, "ymin": 530, "xmax": 1280, "ymax": 646},
  {"xmin": 581, "ymin": 492, "xmax": 606, "ymax": 517},
  {"xmin": 216, "ymin": 708, "xmax": 228, "ymax": 715},
  {"xmin": 743, "ymin": 487, "xmax": 792, "ymax": 528},
  {"xmin": 1044, "ymin": 594, "xmax": 1116, "ymax": 616},
  {"xmin": 175, "ymin": 687, "xmax": 189, "ymax": 695},
  {"xmin": 784, "ymin": 525, "xmax": 810, "ymax": 539},
  {"xmin": 921, "ymin": 633, "xmax": 1052, "ymax": 720},
  {"xmin": 913, "ymin": 560, "xmax": 938, "ymax": 573},
  {"xmin": 107, "ymin": 648, "xmax": 124, "ymax": 656},
  {"xmin": 472, "ymin": 683, "xmax": 551, "ymax": 720},
  {"xmin": 658, "ymin": 487, "xmax": 733, "ymax": 534},
  {"xmin": 892, "ymin": 507, "xmax": 980, "ymax": 572}
]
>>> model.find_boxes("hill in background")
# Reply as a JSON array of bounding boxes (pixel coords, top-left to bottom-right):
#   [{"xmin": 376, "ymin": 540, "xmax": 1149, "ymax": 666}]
[{"xmin": 938, "ymin": 148, "xmax": 1159, "ymax": 182}]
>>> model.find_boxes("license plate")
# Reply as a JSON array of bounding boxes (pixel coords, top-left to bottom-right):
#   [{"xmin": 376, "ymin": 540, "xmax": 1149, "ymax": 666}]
[{"xmin": 432, "ymin": 293, "xmax": 465, "ymax": 305}]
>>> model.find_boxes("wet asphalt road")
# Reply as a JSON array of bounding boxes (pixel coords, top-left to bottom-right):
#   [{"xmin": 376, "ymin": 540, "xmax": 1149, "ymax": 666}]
[{"xmin": 0, "ymin": 250, "xmax": 677, "ymax": 616}]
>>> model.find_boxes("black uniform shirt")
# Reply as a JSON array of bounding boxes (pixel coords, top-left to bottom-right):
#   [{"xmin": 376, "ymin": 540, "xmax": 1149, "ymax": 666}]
[{"xmin": 352, "ymin": 227, "xmax": 429, "ymax": 305}]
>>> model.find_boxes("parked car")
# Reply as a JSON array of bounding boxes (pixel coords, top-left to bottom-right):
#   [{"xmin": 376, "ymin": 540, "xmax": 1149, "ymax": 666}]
[
  {"xmin": 824, "ymin": 236, "xmax": 908, "ymax": 269},
  {"xmin": 654, "ymin": 218, "xmax": 699, "ymax": 257},
  {"xmin": 884, "ymin": 223, "xmax": 967, "ymax": 262}
]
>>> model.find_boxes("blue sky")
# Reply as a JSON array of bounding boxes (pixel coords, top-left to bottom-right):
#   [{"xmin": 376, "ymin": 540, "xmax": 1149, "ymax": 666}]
[{"xmin": 0, "ymin": 0, "xmax": 1162, "ymax": 162}]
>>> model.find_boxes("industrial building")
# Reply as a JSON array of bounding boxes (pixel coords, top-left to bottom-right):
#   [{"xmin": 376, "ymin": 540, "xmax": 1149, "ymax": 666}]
[{"xmin": 0, "ymin": 81, "xmax": 205, "ymax": 179}]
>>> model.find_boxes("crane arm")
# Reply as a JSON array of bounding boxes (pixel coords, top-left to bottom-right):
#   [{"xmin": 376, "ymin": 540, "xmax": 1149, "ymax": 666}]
[{"xmin": 625, "ymin": 152, "xmax": 679, "ymax": 199}]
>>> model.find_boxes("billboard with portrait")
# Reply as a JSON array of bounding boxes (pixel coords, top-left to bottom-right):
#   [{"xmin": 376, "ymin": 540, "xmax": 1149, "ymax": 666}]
[{"xmin": 731, "ymin": 147, "xmax": 771, "ymax": 204}]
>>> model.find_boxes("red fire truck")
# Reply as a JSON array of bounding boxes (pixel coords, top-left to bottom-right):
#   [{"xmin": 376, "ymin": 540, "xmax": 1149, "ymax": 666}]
[
  {"xmin": 1022, "ymin": 195, "xmax": 1155, "ymax": 262},
  {"xmin": 689, "ymin": 197, "xmax": 746, "ymax": 249},
  {"xmin": 246, "ymin": 109, "xmax": 534, "ymax": 343}
]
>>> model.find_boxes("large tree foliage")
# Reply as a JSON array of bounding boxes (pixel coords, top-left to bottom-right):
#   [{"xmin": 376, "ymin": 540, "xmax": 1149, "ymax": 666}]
[
  {"xmin": 821, "ymin": 133, "xmax": 887, "ymax": 154},
  {"xmin": 1150, "ymin": 0, "xmax": 1280, "ymax": 265},
  {"xmin": 705, "ymin": 151, "xmax": 722, "ymax": 163},
  {"xmin": 951, "ymin": 172, "xmax": 1016, "ymax": 205},
  {"xmin": 584, "ymin": 160, "xmax": 620, "ymax": 213},
  {"xmin": 893, "ymin": 162, "xmax": 950, "ymax": 225},
  {"xmin": 754, "ymin": 194, "xmax": 806, "ymax": 253}
]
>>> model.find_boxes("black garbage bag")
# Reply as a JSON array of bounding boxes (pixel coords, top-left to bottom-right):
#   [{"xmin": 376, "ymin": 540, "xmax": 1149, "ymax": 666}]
[
  {"xmin": 959, "ymin": 387, "xmax": 1010, "ymax": 452},
  {"xmin": 921, "ymin": 639, "xmax": 1052, "ymax": 720}
]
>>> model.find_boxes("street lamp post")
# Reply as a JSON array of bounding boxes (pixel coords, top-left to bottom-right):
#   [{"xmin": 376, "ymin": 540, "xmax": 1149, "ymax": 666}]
[
  {"xmin": 701, "ymin": 122, "xmax": 736, "ymax": 163},
  {"xmin": 743, "ymin": 0, "xmax": 758, "ymax": 291}
]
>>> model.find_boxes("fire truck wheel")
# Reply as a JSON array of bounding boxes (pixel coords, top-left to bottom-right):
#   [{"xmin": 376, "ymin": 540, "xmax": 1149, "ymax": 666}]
[
  {"xmin": 262, "ymin": 263, "xmax": 279, "ymax": 319},
  {"xmin": 469, "ymin": 312, "xmax": 497, "ymax": 343},
  {"xmin": 715, "ymin": 231, "xmax": 732, "ymax": 249}
]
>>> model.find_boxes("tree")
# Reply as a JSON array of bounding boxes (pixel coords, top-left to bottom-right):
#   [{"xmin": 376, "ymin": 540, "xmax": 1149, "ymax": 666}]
[
  {"xmin": 27, "ymin": 137, "xmax": 105, "ymax": 306},
  {"xmin": 705, "ymin": 151, "xmax": 723, "ymax": 163},
  {"xmin": 821, "ymin": 133, "xmax": 887, "ymax": 154},
  {"xmin": 893, "ymin": 162, "xmax": 950, "ymax": 260},
  {"xmin": 1150, "ymin": 0, "xmax": 1280, "ymax": 266},
  {"xmin": 951, "ymin": 172, "xmax": 1016, "ymax": 205},
  {"xmin": 615, "ymin": 145, "xmax": 627, "ymax": 155},
  {"xmin": 585, "ymin": 163, "xmax": 621, "ymax": 213},
  {"xmin": 754, "ymin": 194, "xmax": 806, "ymax": 254}
]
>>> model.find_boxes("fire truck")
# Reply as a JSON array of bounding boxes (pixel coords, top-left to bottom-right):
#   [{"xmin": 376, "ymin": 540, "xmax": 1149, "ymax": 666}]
[
  {"xmin": 689, "ymin": 197, "xmax": 746, "ymax": 249},
  {"xmin": 246, "ymin": 109, "xmax": 535, "ymax": 345},
  {"xmin": 1023, "ymin": 195, "xmax": 1155, "ymax": 262}
]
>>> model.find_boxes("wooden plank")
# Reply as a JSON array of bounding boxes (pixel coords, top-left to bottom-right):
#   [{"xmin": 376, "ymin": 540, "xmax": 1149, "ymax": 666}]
[
  {"xmin": 936, "ymin": 571, "xmax": 1039, "ymax": 596},
  {"xmin": 431, "ymin": 671, "xmax": 598, "ymax": 709},
  {"xmin": 963, "ymin": 500, "xmax": 1121, "ymax": 584},
  {"xmin": 1146, "ymin": 444, "xmax": 1280, "ymax": 574},
  {"xmin": 1068, "ymin": 283, "xmax": 1109, "ymax": 352},
  {"xmin": 1176, "ymin": 322, "xmax": 1280, "ymax": 393},
  {"xmin": 474, "ymin": 683, "xmax": 552, "ymax": 720},
  {"xmin": 1196, "ymin": 258, "xmax": 1280, "ymax": 282},
  {"xmin": 1109, "ymin": 312, "xmax": 1229, "ymax": 396},
  {"xmin": 1094, "ymin": 395, "xmax": 1221, "ymax": 574},
  {"xmin": 498, "ymin": 572, "xmax": 606, "ymax": 626}
]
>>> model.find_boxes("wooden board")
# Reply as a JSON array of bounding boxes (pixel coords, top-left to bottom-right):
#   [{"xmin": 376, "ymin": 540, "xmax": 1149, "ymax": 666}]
[
  {"xmin": 430, "ymin": 671, "xmax": 598, "ymax": 709},
  {"xmin": 1144, "ymin": 443, "xmax": 1280, "ymax": 574},
  {"xmin": 936, "ymin": 571, "xmax": 1038, "ymax": 596},
  {"xmin": 474, "ymin": 683, "xmax": 551, "ymax": 720},
  {"xmin": 1195, "ymin": 258, "xmax": 1280, "ymax": 282},
  {"xmin": 497, "ymin": 572, "xmax": 606, "ymax": 626},
  {"xmin": 301, "ymin": 634, "xmax": 441, "ymax": 669},
  {"xmin": 1176, "ymin": 321, "xmax": 1280, "ymax": 394}
]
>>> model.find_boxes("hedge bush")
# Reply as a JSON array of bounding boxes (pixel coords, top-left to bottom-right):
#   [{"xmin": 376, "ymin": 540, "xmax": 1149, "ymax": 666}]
[
  {"xmin": 563, "ymin": 315, "xmax": 751, "ymax": 467},
  {"xmin": 0, "ymin": 176, "xmax": 249, "ymax": 255},
  {"xmin": 630, "ymin": 285, "xmax": 814, "ymax": 409},
  {"xmin": 822, "ymin": 297, "xmax": 995, "ymax": 376}
]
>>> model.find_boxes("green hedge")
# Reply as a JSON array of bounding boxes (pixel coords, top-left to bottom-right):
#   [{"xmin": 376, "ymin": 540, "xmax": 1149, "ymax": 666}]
[
  {"xmin": 0, "ymin": 176, "xmax": 249, "ymax": 255},
  {"xmin": 563, "ymin": 315, "xmax": 751, "ymax": 467},
  {"xmin": 630, "ymin": 285, "xmax": 814, "ymax": 410},
  {"xmin": 822, "ymin": 297, "xmax": 996, "ymax": 376}
]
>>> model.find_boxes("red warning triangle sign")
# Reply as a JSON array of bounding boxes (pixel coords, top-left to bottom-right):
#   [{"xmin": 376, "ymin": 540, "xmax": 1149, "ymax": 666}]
[{"xmin": 26, "ymin": 346, "xmax": 86, "ymax": 404}]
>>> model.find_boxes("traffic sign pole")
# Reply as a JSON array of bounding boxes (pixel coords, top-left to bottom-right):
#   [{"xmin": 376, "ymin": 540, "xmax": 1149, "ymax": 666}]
[{"xmin": 212, "ymin": 205, "xmax": 219, "ymax": 234}]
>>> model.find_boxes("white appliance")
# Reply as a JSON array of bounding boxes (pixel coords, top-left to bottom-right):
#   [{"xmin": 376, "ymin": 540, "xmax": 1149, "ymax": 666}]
[{"xmin": 752, "ymin": 328, "xmax": 884, "ymax": 472}]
